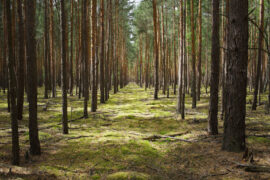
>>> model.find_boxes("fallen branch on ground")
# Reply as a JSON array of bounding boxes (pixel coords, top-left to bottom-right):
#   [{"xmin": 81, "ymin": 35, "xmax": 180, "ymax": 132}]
[
  {"xmin": 143, "ymin": 133, "xmax": 194, "ymax": 143},
  {"xmin": 233, "ymin": 161, "xmax": 270, "ymax": 173},
  {"xmin": 66, "ymin": 135, "xmax": 93, "ymax": 140}
]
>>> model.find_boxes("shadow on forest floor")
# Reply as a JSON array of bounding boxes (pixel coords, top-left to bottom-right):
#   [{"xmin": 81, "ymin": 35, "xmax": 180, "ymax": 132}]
[{"xmin": 0, "ymin": 83, "xmax": 270, "ymax": 179}]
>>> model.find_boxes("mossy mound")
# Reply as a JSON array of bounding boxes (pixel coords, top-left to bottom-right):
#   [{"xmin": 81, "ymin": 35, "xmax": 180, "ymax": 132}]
[{"xmin": 107, "ymin": 171, "xmax": 149, "ymax": 180}]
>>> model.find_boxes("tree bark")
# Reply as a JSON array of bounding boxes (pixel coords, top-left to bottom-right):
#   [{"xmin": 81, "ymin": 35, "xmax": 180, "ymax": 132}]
[
  {"xmin": 60, "ymin": 0, "xmax": 68, "ymax": 134},
  {"xmin": 44, "ymin": 0, "xmax": 49, "ymax": 99},
  {"xmin": 17, "ymin": 0, "xmax": 25, "ymax": 120},
  {"xmin": 91, "ymin": 0, "xmax": 97, "ymax": 112},
  {"xmin": 222, "ymin": 0, "xmax": 248, "ymax": 152},
  {"xmin": 6, "ymin": 0, "xmax": 20, "ymax": 165},
  {"xmin": 153, "ymin": 0, "xmax": 159, "ymax": 100},
  {"xmin": 69, "ymin": 0, "xmax": 74, "ymax": 96},
  {"xmin": 190, "ymin": 0, "xmax": 196, "ymax": 108},
  {"xmin": 100, "ymin": 0, "xmax": 105, "ymax": 103},
  {"xmin": 208, "ymin": 0, "xmax": 220, "ymax": 135},
  {"xmin": 25, "ymin": 0, "xmax": 41, "ymax": 155},
  {"xmin": 252, "ymin": 0, "xmax": 264, "ymax": 110},
  {"xmin": 197, "ymin": 0, "xmax": 202, "ymax": 101},
  {"xmin": 83, "ymin": 0, "xmax": 89, "ymax": 117}
]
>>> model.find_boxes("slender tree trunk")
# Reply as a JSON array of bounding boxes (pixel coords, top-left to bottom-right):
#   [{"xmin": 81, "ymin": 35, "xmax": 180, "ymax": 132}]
[
  {"xmin": 69, "ymin": 0, "xmax": 74, "ymax": 96},
  {"xmin": 173, "ymin": 1, "xmax": 177, "ymax": 95},
  {"xmin": 197, "ymin": 0, "xmax": 202, "ymax": 101},
  {"xmin": 181, "ymin": 0, "xmax": 187, "ymax": 119},
  {"xmin": 83, "ymin": 0, "xmax": 89, "ymax": 117},
  {"xmin": 17, "ymin": 0, "xmax": 25, "ymax": 120},
  {"xmin": 91, "ymin": 0, "xmax": 97, "ymax": 112},
  {"xmin": 25, "ymin": 0, "xmax": 41, "ymax": 155},
  {"xmin": 208, "ymin": 0, "xmax": 220, "ymax": 135},
  {"xmin": 100, "ymin": 0, "xmax": 105, "ymax": 103},
  {"xmin": 153, "ymin": 0, "xmax": 159, "ymax": 100},
  {"xmin": 252, "ymin": 0, "xmax": 264, "ymax": 110},
  {"xmin": 44, "ymin": 0, "xmax": 49, "ymax": 99},
  {"xmin": 221, "ymin": 0, "xmax": 229, "ymax": 120},
  {"xmin": 190, "ymin": 0, "xmax": 196, "ymax": 108},
  {"xmin": 177, "ymin": 0, "xmax": 183, "ymax": 114},
  {"xmin": 6, "ymin": 0, "xmax": 20, "ymax": 165},
  {"xmin": 50, "ymin": 0, "xmax": 55, "ymax": 98},
  {"xmin": 60, "ymin": 0, "xmax": 68, "ymax": 134},
  {"xmin": 222, "ymin": 0, "xmax": 248, "ymax": 152}
]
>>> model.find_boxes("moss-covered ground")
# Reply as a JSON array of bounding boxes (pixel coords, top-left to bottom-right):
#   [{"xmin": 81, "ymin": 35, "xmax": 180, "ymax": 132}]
[{"xmin": 0, "ymin": 83, "xmax": 270, "ymax": 179}]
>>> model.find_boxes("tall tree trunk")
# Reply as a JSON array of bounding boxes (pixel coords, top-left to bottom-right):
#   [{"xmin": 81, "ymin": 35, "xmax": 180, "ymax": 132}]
[
  {"xmin": 190, "ymin": 0, "xmax": 196, "ymax": 108},
  {"xmin": 182, "ymin": 0, "xmax": 187, "ymax": 119},
  {"xmin": 50, "ymin": 0, "xmax": 55, "ymax": 98},
  {"xmin": 173, "ymin": 1, "xmax": 177, "ymax": 95},
  {"xmin": 17, "ymin": 0, "xmax": 25, "ymax": 120},
  {"xmin": 222, "ymin": 0, "xmax": 248, "ymax": 152},
  {"xmin": 83, "ymin": 0, "xmax": 89, "ymax": 117},
  {"xmin": 221, "ymin": 0, "xmax": 229, "ymax": 120},
  {"xmin": 25, "ymin": 0, "xmax": 41, "ymax": 155},
  {"xmin": 252, "ymin": 0, "xmax": 264, "ymax": 110},
  {"xmin": 44, "ymin": 0, "xmax": 49, "ymax": 99},
  {"xmin": 177, "ymin": 0, "xmax": 183, "ymax": 114},
  {"xmin": 197, "ymin": 0, "xmax": 202, "ymax": 101},
  {"xmin": 6, "ymin": 0, "xmax": 20, "ymax": 165},
  {"xmin": 91, "ymin": 0, "xmax": 97, "ymax": 112},
  {"xmin": 100, "ymin": 0, "xmax": 105, "ymax": 103},
  {"xmin": 208, "ymin": 0, "xmax": 220, "ymax": 135},
  {"xmin": 153, "ymin": 0, "xmax": 159, "ymax": 100},
  {"xmin": 69, "ymin": 0, "xmax": 74, "ymax": 96},
  {"xmin": 60, "ymin": 0, "xmax": 68, "ymax": 134}
]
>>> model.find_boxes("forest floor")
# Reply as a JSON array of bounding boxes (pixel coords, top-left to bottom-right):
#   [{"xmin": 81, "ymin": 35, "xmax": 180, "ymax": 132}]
[{"xmin": 0, "ymin": 83, "xmax": 270, "ymax": 180}]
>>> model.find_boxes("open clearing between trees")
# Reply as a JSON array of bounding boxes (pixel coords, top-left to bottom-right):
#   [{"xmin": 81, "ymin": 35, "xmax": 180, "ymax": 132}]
[{"xmin": 0, "ymin": 83, "xmax": 270, "ymax": 179}]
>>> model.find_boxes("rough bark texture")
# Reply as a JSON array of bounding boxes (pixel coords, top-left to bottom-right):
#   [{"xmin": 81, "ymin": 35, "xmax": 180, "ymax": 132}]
[
  {"xmin": 50, "ymin": 0, "xmax": 56, "ymax": 98},
  {"xmin": 100, "ymin": 0, "xmax": 105, "ymax": 103},
  {"xmin": 6, "ymin": 0, "xmax": 20, "ymax": 165},
  {"xmin": 83, "ymin": 0, "xmax": 89, "ymax": 117},
  {"xmin": 26, "ymin": 0, "xmax": 41, "ymax": 155},
  {"xmin": 222, "ymin": 0, "xmax": 248, "ymax": 152},
  {"xmin": 17, "ymin": 0, "xmax": 25, "ymax": 120},
  {"xmin": 208, "ymin": 0, "xmax": 220, "ymax": 135},
  {"xmin": 190, "ymin": 0, "xmax": 196, "ymax": 108},
  {"xmin": 153, "ymin": 0, "xmax": 159, "ymax": 100},
  {"xmin": 91, "ymin": 0, "xmax": 98, "ymax": 112},
  {"xmin": 60, "ymin": 0, "xmax": 68, "ymax": 134},
  {"xmin": 44, "ymin": 0, "xmax": 49, "ymax": 99}
]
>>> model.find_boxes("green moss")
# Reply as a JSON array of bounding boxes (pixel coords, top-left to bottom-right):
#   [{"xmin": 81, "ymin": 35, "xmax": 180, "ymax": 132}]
[
  {"xmin": 247, "ymin": 136, "xmax": 270, "ymax": 144},
  {"xmin": 107, "ymin": 171, "xmax": 149, "ymax": 180}
]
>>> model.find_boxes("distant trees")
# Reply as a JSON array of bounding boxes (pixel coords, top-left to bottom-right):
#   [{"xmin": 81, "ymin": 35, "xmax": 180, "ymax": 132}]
[
  {"xmin": 0, "ymin": 0, "xmax": 134, "ymax": 164},
  {"xmin": 252, "ymin": 0, "xmax": 264, "ymax": 110}
]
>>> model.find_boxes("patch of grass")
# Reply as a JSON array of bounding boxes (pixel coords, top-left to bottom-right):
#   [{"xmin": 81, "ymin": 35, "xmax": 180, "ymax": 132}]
[
  {"xmin": 247, "ymin": 136, "xmax": 270, "ymax": 144},
  {"xmin": 107, "ymin": 171, "xmax": 150, "ymax": 180}
]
